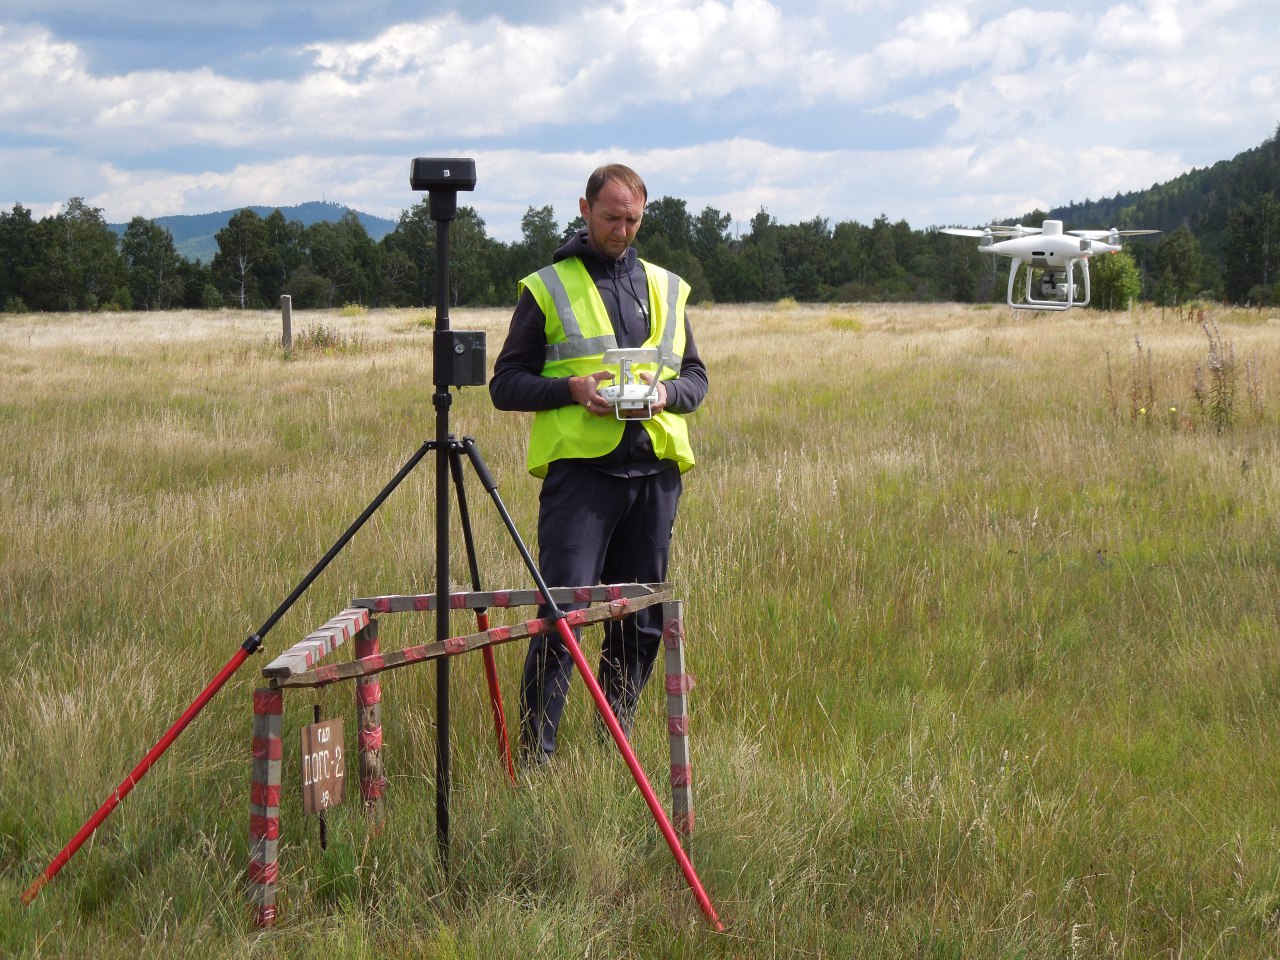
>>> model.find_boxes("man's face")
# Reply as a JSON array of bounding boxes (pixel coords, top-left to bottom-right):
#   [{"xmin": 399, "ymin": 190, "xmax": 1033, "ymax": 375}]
[{"xmin": 580, "ymin": 179, "xmax": 645, "ymax": 259}]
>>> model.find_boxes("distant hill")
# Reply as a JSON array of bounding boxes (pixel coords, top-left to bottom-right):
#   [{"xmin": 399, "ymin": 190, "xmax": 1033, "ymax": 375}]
[
  {"xmin": 1014, "ymin": 124, "xmax": 1280, "ymax": 263},
  {"xmin": 108, "ymin": 200, "xmax": 398, "ymax": 264}
]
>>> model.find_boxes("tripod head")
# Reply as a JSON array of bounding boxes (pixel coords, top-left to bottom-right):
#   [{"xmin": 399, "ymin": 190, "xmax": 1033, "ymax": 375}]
[
  {"xmin": 409, "ymin": 157, "xmax": 485, "ymax": 387},
  {"xmin": 410, "ymin": 158, "xmax": 477, "ymax": 222}
]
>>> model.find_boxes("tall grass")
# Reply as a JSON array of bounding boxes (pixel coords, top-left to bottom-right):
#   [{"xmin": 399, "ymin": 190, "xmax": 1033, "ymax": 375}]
[{"xmin": 3, "ymin": 303, "xmax": 1280, "ymax": 958}]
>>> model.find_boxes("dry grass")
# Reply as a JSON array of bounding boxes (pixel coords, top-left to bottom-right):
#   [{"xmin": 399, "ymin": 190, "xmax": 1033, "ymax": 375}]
[{"xmin": 3, "ymin": 302, "xmax": 1280, "ymax": 958}]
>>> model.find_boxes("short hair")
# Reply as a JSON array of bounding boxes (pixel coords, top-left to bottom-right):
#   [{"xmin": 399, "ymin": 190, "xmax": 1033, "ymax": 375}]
[{"xmin": 585, "ymin": 163, "xmax": 648, "ymax": 207}]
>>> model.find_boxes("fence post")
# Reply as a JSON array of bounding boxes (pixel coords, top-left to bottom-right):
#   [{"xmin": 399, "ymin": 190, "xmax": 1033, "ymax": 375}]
[
  {"xmin": 663, "ymin": 600, "xmax": 695, "ymax": 837},
  {"xmin": 355, "ymin": 619, "xmax": 387, "ymax": 820},
  {"xmin": 280, "ymin": 294, "xmax": 292, "ymax": 350}
]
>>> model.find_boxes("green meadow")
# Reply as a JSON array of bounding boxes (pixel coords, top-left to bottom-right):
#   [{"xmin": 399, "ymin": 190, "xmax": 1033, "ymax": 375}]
[{"xmin": 2, "ymin": 301, "xmax": 1279, "ymax": 958}]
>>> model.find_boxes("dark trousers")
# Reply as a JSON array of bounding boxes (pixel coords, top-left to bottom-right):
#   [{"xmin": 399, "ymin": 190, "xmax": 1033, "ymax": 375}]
[{"xmin": 519, "ymin": 460, "xmax": 682, "ymax": 759}]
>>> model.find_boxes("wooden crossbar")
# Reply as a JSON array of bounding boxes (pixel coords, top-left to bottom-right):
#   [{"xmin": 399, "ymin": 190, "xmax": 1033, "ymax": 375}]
[
  {"xmin": 272, "ymin": 587, "xmax": 671, "ymax": 690},
  {"xmin": 261, "ymin": 583, "xmax": 670, "ymax": 684},
  {"xmin": 351, "ymin": 582, "xmax": 667, "ymax": 614},
  {"xmin": 261, "ymin": 607, "xmax": 371, "ymax": 680}
]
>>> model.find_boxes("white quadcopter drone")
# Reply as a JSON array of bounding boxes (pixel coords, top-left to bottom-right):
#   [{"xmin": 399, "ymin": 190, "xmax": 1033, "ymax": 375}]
[
  {"xmin": 597, "ymin": 347, "xmax": 668, "ymax": 420},
  {"xmin": 941, "ymin": 220, "xmax": 1160, "ymax": 311}
]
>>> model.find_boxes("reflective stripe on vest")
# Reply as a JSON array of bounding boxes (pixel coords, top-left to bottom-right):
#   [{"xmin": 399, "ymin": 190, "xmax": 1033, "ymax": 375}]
[{"xmin": 537, "ymin": 262, "xmax": 683, "ymax": 374}]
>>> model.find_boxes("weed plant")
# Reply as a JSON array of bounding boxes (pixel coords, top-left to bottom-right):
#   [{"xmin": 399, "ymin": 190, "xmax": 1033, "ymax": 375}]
[{"xmin": 2, "ymin": 303, "xmax": 1280, "ymax": 958}]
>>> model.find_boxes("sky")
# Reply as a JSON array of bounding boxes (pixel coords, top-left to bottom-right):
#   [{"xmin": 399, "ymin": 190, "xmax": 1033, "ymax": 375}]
[{"xmin": 2, "ymin": 0, "xmax": 1278, "ymax": 242}]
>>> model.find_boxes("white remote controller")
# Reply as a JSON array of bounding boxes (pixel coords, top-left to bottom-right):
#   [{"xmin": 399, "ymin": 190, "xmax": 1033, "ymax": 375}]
[{"xmin": 597, "ymin": 348, "xmax": 664, "ymax": 420}]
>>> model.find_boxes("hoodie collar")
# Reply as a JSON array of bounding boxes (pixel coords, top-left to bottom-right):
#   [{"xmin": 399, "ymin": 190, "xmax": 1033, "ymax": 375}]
[{"xmin": 553, "ymin": 228, "xmax": 637, "ymax": 271}]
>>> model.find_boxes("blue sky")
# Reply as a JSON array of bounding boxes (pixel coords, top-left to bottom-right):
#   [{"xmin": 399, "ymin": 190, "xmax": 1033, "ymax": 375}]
[{"xmin": 3, "ymin": 0, "xmax": 1278, "ymax": 241}]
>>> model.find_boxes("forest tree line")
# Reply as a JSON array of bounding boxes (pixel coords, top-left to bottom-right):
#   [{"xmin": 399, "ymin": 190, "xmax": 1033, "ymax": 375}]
[{"xmin": 2, "ymin": 160, "xmax": 1279, "ymax": 315}]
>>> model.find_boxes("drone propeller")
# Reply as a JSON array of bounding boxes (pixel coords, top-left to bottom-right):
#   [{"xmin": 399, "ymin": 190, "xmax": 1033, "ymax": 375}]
[
  {"xmin": 1068, "ymin": 227, "xmax": 1161, "ymax": 241},
  {"xmin": 940, "ymin": 224, "xmax": 1042, "ymax": 238}
]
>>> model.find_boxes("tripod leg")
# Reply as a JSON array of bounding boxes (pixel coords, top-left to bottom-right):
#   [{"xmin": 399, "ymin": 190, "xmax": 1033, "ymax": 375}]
[
  {"xmin": 22, "ymin": 645, "xmax": 254, "ymax": 905},
  {"xmin": 460, "ymin": 438, "xmax": 725, "ymax": 932},
  {"xmin": 22, "ymin": 438, "xmax": 436, "ymax": 904},
  {"xmin": 448, "ymin": 443, "xmax": 516, "ymax": 785}
]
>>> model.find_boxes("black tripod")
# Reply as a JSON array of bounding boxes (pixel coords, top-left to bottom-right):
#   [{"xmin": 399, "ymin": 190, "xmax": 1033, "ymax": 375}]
[{"xmin": 23, "ymin": 156, "xmax": 495, "ymax": 898}]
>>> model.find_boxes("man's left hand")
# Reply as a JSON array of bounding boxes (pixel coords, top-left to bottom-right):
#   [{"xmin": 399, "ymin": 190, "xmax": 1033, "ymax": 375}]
[{"xmin": 622, "ymin": 373, "xmax": 667, "ymax": 418}]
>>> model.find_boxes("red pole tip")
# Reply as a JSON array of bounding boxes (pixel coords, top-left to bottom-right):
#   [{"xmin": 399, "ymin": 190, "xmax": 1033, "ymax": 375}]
[{"xmin": 20, "ymin": 874, "xmax": 49, "ymax": 905}]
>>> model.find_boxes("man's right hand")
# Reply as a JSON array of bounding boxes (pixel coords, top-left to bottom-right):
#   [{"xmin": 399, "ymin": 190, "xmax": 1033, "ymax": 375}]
[{"xmin": 569, "ymin": 371, "xmax": 615, "ymax": 417}]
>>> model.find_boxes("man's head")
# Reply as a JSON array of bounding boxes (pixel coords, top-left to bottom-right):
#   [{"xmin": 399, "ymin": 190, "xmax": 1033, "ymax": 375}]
[{"xmin": 580, "ymin": 163, "xmax": 647, "ymax": 259}]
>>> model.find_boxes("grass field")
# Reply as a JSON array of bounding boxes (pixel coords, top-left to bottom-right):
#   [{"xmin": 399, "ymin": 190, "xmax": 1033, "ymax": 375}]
[{"xmin": 2, "ymin": 301, "xmax": 1280, "ymax": 959}]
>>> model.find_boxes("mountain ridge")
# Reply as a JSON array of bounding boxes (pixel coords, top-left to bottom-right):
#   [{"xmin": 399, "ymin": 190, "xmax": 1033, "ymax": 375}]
[{"xmin": 108, "ymin": 200, "xmax": 398, "ymax": 263}]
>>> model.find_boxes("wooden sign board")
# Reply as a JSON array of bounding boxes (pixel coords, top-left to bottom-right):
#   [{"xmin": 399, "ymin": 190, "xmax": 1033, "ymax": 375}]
[{"xmin": 301, "ymin": 717, "xmax": 346, "ymax": 815}]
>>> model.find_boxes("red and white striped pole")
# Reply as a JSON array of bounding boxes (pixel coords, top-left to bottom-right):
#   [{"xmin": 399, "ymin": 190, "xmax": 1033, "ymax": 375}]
[
  {"xmin": 247, "ymin": 688, "xmax": 284, "ymax": 927},
  {"xmin": 663, "ymin": 602, "xmax": 696, "ymax": 838},
  {"xmin": 355, "ymin": 619, "xmax": 388, "ymax": 818}
]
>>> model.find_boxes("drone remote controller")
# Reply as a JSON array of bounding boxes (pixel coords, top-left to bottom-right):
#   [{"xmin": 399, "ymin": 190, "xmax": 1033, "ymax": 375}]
[{"xmin": 597, "ymin": 348, "xmax": 665, "ymax": 420}]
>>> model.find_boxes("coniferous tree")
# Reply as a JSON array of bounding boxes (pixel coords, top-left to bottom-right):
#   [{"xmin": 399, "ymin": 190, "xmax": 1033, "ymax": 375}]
[
  {"xmin": 740, "ymin": 209, "xmax": 785, "ymax": 301},
  {"xmin": 773, "ymin": 217, "xmax": 832, "ymax": 301},
  {"xmin": 691, "ymin": 206, "xmax": 731, "ymax": 264},
  {"xmin": 382, "ymin": 199, "xmax": 437, "ymax": 307},
  {"xmin": 517, "ymin": 205, "xmax": 560, "ymax": 278},
  {"xmin": 259, "ymin": 210, "xmax": 305, "ymax": 306},
  {"xmin": 1152, "ymin": 226, "xmax": 1205, "ymax": 308},
  {"xmin": 560, "ymin": 214, "xmax": 586, "ymax": 244},
  {"xmin": 642, "ymin": 196, "xmax": 693, "ymax": 251},
  {"xmin": 1223, "ymin": 192, "xmax": 1280, "ymax": 304},
  {"xmin": 447, "ymin": 206, "xmax": 496, "ymax": 306},
  {"xmin": 301, "ymin": 212, "xmax": 377, "ymax": 308}
]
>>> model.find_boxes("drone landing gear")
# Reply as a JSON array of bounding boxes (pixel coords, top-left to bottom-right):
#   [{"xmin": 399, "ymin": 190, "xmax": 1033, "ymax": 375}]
[{"xmin": 1007, "ymin": 256, "xmax": 1091, "ymax": 311}]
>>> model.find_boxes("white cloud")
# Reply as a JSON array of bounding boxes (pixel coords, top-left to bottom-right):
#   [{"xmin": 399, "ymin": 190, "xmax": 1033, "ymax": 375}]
[
  {"xmin": 300, "ymin": 0, "xmax": 811, "ymax": 134},
  {"xmin": 1, "ymin": 1, "xmax": 1278, "ymax": 239},
  {"xmin": 1096, "ymin": 0, "xmax": 1186, "ymax": 53},
  {"xmin": 0, "ymin": 25, "xmax": 285, "ymax": 150},
  {"xmin": 0, "ymin": 132, "xmax": 1256, "ymax": 242}
]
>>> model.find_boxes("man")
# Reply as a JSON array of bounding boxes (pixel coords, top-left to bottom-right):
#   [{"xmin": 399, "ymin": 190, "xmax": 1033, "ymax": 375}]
[{"xmin": 489, "ymin": 163, "xmax": 709, "ymax": 765}]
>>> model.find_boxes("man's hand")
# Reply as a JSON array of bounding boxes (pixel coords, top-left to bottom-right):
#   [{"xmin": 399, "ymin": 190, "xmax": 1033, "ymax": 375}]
[
  {"xmin": 569, "ymin": 370, "xmax": 614, "ymax": 416},
  {"xmin": 627, "ymin": 372, "xmax": 668, "ymax": 417}
]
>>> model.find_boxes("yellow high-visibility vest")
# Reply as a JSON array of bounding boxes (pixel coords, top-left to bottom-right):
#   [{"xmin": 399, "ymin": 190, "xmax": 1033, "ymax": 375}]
[{"xmin": 520, "ymin": 257, "xmax": 695, "ymax": 478}]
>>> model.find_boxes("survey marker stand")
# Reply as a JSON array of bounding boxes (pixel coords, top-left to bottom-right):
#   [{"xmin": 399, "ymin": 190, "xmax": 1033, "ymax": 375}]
[{"xmin": 248, "ymin": 581, "xmax": 705, "ymax": 924}]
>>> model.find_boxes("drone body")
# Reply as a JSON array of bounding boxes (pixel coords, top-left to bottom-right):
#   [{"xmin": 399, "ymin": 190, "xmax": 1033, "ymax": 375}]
[{"xmin": 942, "ymin": 219, "xmax": 1159, "ymax": 311}]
